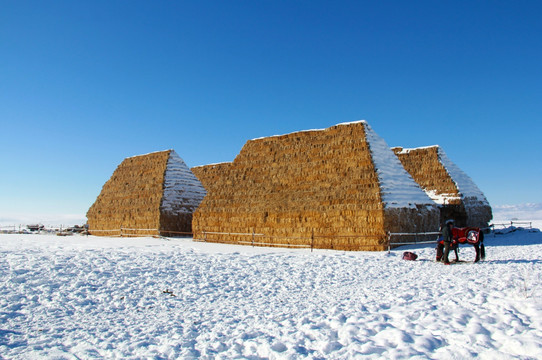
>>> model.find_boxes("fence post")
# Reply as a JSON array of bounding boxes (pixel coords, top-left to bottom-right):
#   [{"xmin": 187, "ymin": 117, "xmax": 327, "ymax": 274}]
[
  {"xmin": 389, "ymin": 232, "xmax": 393, "ymax": 253},
  {"xmin": 311, "ymin": 229, "xmax": 314, "ymax": 252},
  {"xmin": 252, "ymin": 228, "xmax": 255, "ymax": 247},
  {"xmin": 204, "ymin": 231, "xmax": 207, "ymax": 242},
  {"xmin": 120, "ymin": 226, "xmax": 123, "ymax": 238}
]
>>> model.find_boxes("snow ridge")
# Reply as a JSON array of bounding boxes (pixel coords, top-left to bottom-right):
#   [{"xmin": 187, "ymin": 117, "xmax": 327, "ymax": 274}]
[
  {"xmin": 396, "ymin": 145, "xmax": 439, "ymax": 154},
  {"xmin": 424, "ymin": 189, "xmax": 461, "ymax": 205},
  {"xmin": 161, "ymin": 151, "xmax": 207, "ymax": 214},
  {"xmin": 363, "ymin": 123, "xmax": 434, "ymax": 208}
]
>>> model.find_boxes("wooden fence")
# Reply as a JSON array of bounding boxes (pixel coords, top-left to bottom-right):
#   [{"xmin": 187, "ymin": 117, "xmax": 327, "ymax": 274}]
[
  {"xmin": 197, "ymin": 230, "xmax": 390, "ymax": 251},
  {"xmin": 88, "ymin": 227, "xmax": 441, "ymax": 251},
  {"xmin": 88, "ymin": 228, "xmax": 192, "ymax": 238},
  {"xmin": 490, "ymin": 221, "xmax": 532, "ymax": 230}
]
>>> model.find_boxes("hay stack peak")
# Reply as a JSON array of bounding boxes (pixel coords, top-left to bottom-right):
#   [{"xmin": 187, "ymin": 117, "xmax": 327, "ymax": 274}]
[
  {"xmin": 193, "ymin": 121, "xmax": 439, "ymax": 250},
  {"xmin": 393, "ymin": 145, "xmax": 492, "ymax": 227},
  {"xmin": 87, "ymin": 149, "xmax": 206, "ymax": 236},
  {"xmin": 192, "ymin": 162, "xmax": 232, "ymax": 193},
  {"xmin": 363, "ymin": 122, "xmax": 435, "ymax": 209}
]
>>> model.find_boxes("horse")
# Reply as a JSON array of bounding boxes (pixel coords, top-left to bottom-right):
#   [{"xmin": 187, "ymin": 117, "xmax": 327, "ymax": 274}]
[{"xmin": 436, "ymin": 227, "xmax": 485, "ymax": 263}]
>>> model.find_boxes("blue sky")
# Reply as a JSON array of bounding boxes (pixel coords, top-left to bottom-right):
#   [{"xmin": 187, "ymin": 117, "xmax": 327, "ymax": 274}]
[{"xmin": 1, "ymin": 0, "xmax": 541, "ymax": 224}]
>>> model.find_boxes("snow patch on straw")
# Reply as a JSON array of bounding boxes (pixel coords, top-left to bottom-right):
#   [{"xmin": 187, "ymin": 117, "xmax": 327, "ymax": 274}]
[
  {"xmin": 364, "ymin": 123, "xmax": 434, "ymax": 208},
  {"xmin": 161, "ymin": 150, "xmax": 206, "ymax": 214}
]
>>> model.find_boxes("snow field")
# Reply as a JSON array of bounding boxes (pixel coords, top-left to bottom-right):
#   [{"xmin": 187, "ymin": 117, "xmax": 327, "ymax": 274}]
[{"xmin": 1, "ymin": 230, "xmax": 541, "ymax": 359}]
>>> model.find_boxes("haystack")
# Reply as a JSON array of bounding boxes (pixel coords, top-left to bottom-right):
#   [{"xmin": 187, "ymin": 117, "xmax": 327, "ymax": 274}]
[
  {"xmin": 192, "ymin": 121, "xmax": 439, "ymax": 250},
  {"xmin": 191, "ymin": 162, "xmax": 232, "ymax": 193},
  {"xmin": 87, "ymin": 150, "xmax": 206, "ymax": 236},
  {"xmin": 392, "ymin": 146, "xmax": 492, "ymax": 227}
]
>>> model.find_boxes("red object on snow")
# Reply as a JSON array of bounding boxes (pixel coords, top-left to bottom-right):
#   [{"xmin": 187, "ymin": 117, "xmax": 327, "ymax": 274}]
[{"xmin": 402, "ymin": 251, "xmax": 418, "ymax": 261}]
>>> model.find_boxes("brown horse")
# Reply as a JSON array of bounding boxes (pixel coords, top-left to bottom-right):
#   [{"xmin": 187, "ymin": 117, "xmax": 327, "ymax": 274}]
[{"xmin": 436, "ymin": 227, "xmax": 485, "ymax": 263}]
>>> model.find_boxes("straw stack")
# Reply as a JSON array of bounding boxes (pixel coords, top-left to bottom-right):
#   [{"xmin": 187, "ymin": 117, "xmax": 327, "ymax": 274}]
[
  {"xmin": 393, "ymin": 146, "xmax": 492, "ymax": 227},
  {"xmin": 193, "ymin": 122, "xmax": 439, "ymax": 250},
  {"xmin": 87, "ymin": 150, "xmax": 206, "ymax": 236},
  {"xmin": 192, "ymin": 162, "xmax": 232, "ymax": 193}
]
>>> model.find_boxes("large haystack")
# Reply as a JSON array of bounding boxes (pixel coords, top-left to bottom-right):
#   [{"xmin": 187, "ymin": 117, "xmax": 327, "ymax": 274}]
[
  {"xmin": 392, "ymin": 145, "xmax": 492, "ymax": 227},
  {"xmin": 192, "ymin": 121, "xmax": 439, "ymax": 250},
  {"xmin": 87, "ymin": 150, "xmax": 206, "ymax": 236},
  {"xmin": 191, "ymin": 162, "xmax": 232, "ymax": 193}
]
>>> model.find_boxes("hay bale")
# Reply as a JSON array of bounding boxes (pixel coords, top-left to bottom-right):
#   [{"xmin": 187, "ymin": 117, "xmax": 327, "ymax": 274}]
[
  {"xmin": 393, "ymin": 146, "xmax": 492, "ymax": 227},
  {"xmin": 193, "ymin": 121, "xmax": 439, "ymax": 250},
  {"xmin": 192, "ymin": 162, "xmax": 232, "ymax": 193},
  {"xmin": 87, "ymin": 150, "xmax": 206, "ymax": 237}
]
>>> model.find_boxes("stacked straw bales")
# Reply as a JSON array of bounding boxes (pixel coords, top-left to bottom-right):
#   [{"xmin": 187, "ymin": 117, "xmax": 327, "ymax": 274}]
[
  {"xmin": 392, "ymin": 146, "xmax": 492, "ymax": 227},
  {"xmin": 87, "ymin": 150, "xmax": 206, "ymax": 236},
  {"xmin": 192, "ymin": 162, "xmax": 232, "ymax": 193},
  {"xmin": 192, "ymin": 121, "xmax": 439, "ymax": 250}
]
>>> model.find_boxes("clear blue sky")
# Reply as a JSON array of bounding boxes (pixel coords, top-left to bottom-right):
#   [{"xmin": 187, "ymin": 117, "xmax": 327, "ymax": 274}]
[{"xmin": 1, "ymin": 0, "xmax": 541, "ymax": 223}]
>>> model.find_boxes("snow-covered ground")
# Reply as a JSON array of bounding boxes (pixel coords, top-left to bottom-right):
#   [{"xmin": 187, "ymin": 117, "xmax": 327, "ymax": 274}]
[{"xmin": 1, "ymin": 224, "xmax": 541, "ymax": 359}]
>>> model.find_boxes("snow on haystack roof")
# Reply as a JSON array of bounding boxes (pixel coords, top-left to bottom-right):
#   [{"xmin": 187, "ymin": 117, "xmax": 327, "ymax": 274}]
[
  {"xmin": 250, "ymin": 120, "xmax": 368, "ymax": 141},
  {"xmin": 119, "ymin": 149, "xmax": 207, "ymax": 214},
  {"xmin": 161, "ymin": 150, "xmax": 206, "ymax": 214},
  {"xmin": 395, "ymin": 145, "xmax": 439, "ymax": 154},
  {"xmin": 437, "ymin": 148, "xmax": 489, "ymax": 205},
  {"xmin": 363, "ymin": 123, "xmax": 435, "ymax": 208},
  {"xmin": 125, "ymin": 149, "xmax": 172, "ymax": 159},
  {"xmin": 397, "ymin": 145, "xmax": 489, "ymax": 206}
]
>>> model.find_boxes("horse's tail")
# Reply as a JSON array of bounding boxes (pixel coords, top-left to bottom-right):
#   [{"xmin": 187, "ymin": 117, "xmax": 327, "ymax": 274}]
[{"xmin": 480, "ymin": 231, "xmax": 486, "ymax": 260}]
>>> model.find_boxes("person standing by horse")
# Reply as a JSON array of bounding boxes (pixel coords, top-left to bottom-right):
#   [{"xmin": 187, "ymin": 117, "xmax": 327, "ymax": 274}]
[{"xmin": 441, "ymin": 219, "xmax": 455, "ymax": 264}]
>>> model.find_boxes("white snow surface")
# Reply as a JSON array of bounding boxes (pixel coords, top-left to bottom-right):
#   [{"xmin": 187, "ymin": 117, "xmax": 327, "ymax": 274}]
[
  {"xmin": 161, "ymin": 150, "xmax": 206, "ymax": 214},
  {"xmin": 2, "ymin": 228, "xmax": 541, "ymax": 359},
  {"xmin": 363, "ymin": 123, "xmax": 435, "ymax": 208}
]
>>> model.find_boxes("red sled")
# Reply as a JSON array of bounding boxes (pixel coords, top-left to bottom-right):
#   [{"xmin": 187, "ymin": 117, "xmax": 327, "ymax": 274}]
[{"xmin": 402, "ymin": 251, "xmax": 418, "ymax": 261}]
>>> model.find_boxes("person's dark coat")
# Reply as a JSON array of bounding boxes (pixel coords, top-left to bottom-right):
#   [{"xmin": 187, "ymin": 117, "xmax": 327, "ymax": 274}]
[{"xmin": 442, "ymin": 224, "xmax": 453, "ymax": 243}]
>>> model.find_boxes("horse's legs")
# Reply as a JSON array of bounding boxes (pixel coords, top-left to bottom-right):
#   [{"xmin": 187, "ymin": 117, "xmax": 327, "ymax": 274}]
[
  {"xmin": 453, "ymin": 246, "xmax": 459, "ymax": 262},
  {"xmin": 474, "ymin": 244, "xmax": 481, "ymax": 263},
  {"xmin": 443, "ymin": 242, "xmax": 450, "ymax": 263},
  {"xmin": 436, "ymin": 243, "xmax": 444, "ymax": 261}
]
